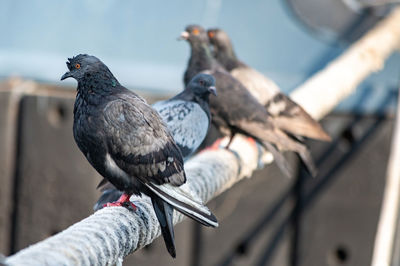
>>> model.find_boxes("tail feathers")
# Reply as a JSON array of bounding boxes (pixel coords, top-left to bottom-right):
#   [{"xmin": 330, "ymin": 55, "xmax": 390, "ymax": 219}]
[
  {"xmin": 266, "ymin": 93, "xmax": 331, "ymax": 142},
  {"xmin": 262, "ymin": 141, "xmax": 294, "ymax": 178},
  {"xmin": 262, "ymin": 140, "xmax": 317, "ymax": 178},
  {"xmin": 96, "ymin": 178, "xmax": 109, "ymax": 189},
  {"xmin": 151, "ymin": 196, "xmax": 176, "ymax": 258},
  {"xmin": 297, "ymin": 146, "xmax": 318, "ymax": 177},
  {"xmin": 263, "ymin": 127, "xmax": 318, "ymax": 178},
  {"xmin": 273, "ymin": 116, "xmax": 331, "ymax": 142},
  {"xmin": 93, "ymin": 188, "xmax": 123, "ymax": 211},
  {"xmin": 145, "ymin": 183, "xmax": 218, "ymax": 228}
]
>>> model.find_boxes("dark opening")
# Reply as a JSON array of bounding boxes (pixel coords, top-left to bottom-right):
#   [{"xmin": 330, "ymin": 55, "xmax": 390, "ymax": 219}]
[
  {"xmin": 48, "ymin": 103, "xmax": 68, "ymax": 126},
  {"xmin": 56, "ymin": 104, "xmax": 66, "ymax": 120},
  {"xmin": 334, "ymin": 245, "xmax": 349, "ymax": 264}
]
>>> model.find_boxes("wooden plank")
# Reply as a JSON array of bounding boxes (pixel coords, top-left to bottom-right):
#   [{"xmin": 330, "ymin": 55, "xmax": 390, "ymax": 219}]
[
  {"xmin": 11, "ymin": 93, "xmax": 101, "ymax": 252},
  {"xmin": 0, "ymin": 80, "xmax": 20, "ymax": 255},
  {"xmin": 297, "ymin": 115, "xmax": 391, "ymax": 266}
]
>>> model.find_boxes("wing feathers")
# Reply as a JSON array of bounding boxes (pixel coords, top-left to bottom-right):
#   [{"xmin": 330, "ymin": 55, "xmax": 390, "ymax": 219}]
[
  {"xmin": 104, "ymin": 98, "xmax": 186, "ymax": 186},
  {"xmin": 145, "ymin": 182, "xmax": 218, "ymax": 227}
]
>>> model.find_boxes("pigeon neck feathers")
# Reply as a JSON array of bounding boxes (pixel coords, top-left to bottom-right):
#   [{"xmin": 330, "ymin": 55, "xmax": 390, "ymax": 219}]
[
  {"xmin": 189, "ymin": 42, "xmax": 216, "ymax": 68},
  {"xmin": 208, "ymin": 30, "xmax": 244, "ymax": 71},
  {"xmin": 184, "ymin": 42, "xmax": 221, "ymax": 85},
  {"xmin": 76, "ymin": 68, "xmax": 122, "ymax": 103},
  {"xmin": 172, "ymin": 88, "xmax": 212, "ymax": 122},
  {"xmin": 213, "ymin": 45, "xmax": 243, "ymax": 72}
]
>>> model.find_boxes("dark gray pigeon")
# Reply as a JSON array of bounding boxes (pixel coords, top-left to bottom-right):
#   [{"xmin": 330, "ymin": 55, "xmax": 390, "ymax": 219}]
[
  {"xmin": 61, "ymin": 54, "xmax": 218, "ymax": 258},
  {"xmin": 207, "ymin": 28, "xmax": 331, "ymax": 141},
  {"xmin": 94, "ymin": 73, "xmax": 217, "ymax": 212},
  {"xmin": 181, "ymin": 25, "xmax": 318, "ymax": 178}
]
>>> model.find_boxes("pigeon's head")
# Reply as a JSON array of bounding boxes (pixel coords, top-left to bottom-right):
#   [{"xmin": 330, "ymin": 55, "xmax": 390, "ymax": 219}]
[
  {"xmin": 187, "ymin": 73, "xmax": 217, "ymax": 98},
  {"xmin": 61, "ymin": 54, "xmax": 105, "ymax": 81},
  {"xmin": 207, "ymin": 28, "xmax": 232, "ymax": 51},
  {"xmin": 179, "ymin": 25, "xmax": 209, "ymax": 44}
]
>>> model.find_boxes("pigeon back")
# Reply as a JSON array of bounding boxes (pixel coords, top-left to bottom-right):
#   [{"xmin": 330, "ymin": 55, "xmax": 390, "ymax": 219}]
[{"xmin": 153, "ymin": 99, "xmax": 210, "ymax": 160}]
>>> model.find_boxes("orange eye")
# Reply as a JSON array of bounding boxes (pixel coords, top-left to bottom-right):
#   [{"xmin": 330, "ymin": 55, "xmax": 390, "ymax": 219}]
[
  {"xmin": 75, "ymin": 63, "xmax": 81, "ymax": 69},
  {"xmin": 208, "ymin": 31, "xmax": 215, "ymax": 38},
  {"xmin": 192, "ymin": 28, "xmax": 200, "ymax": 35}
]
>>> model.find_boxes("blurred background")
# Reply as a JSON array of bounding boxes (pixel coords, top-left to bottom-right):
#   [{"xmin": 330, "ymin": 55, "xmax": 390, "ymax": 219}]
[{"xmin": 0, "ymin": 0, "xmax": 399, "ymax": 265}]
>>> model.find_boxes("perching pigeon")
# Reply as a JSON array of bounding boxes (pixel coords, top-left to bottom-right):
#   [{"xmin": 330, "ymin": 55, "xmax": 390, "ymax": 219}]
[
  {"xmin": 153, "ymin": 73, "xmax": 217, "ymax": 159},
  {"xmin": 61, "ymin": 54, "xmax": 218, "ymax": 258},
  {"xmin": 94, "ymin": 73, "xmax": 217, "ymax": 211},
  {"xmin": 207, "ymin": 28, "xmax": 331, "ymax": 141},
  {"xmin": 180, "ymin": 25, "xmax": 317, "ymax": 178}
]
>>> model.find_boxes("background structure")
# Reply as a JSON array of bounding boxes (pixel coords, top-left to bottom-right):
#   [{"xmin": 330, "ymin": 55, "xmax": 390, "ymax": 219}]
[{"xmin": 0, "ymin": 1, "xmax": 399, "ymax": 266}]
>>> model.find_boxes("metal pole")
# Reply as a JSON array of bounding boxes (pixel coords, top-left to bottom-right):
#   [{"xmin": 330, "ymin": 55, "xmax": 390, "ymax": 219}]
[{"xmin": 371, "ymin": 84, "xmax": 400, "ymax": 266}]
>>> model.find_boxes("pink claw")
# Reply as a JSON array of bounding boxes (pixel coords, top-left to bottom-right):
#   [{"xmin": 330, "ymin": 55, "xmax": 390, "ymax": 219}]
[
  {"xmin": 246, "ymin": 137, "xmax": 256, "ymax": 147},
  {"xmin": 202, "ymin": 138, "xmax": 224, "ymax": 152},
  {"xmin": 103, "ymin": 193, "xmax": 137, "ymax": 211}
]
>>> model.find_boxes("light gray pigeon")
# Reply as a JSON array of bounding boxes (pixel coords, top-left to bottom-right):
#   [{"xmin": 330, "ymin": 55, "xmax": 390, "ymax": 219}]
[{"xmin": 153, "ymin": 73, "xmax": 216, "ymax": 160}]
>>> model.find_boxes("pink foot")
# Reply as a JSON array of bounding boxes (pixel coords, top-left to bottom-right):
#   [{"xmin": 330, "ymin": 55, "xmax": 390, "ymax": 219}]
[
  {"xmin": 246, "ymin": 137, "xmax": 257, "ymax": 148},
  {"xmin": 103, "ymin": 193, "xmax": 137, "ymax": 211},
  {"xmin": 202, "ymin": 138, "xmax": 224, "ymax": 152}
]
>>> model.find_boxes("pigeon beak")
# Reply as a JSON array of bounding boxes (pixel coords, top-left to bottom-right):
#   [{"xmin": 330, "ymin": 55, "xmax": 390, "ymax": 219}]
[
  {"xmin": 208, "ymin": 86, "xmax": 217, "ymax": 96},
  {"xmin": 61, "ymin": 71, "xmax": 72, "ymax": 81},
  {"xmin": 178, "ymin": 31, "xmax": 189, "ymax": 40}
]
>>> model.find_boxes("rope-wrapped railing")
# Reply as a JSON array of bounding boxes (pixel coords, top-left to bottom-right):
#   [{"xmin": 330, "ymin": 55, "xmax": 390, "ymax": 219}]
[{"xmin": 5, "ymin": 6, "xmax": 400, "ymax": 266}]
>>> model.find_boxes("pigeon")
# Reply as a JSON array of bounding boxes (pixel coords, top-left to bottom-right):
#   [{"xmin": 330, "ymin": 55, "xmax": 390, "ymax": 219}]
[
  {"xmin": 94, "ymin": 73, "xmax": 217, "ymax": 211},
  {"xmin": 180, "ymin": 25, "xmax": 317, "ymax": 178},
  {"xmin": 207, "ymin": 28, "xmax": 331, "ymax": 141},
  {"xmin": 61, "ymin": 54, "xmax": 218, "ymax": 258},
  {"xmin": 153, "ymin": 73, "xmax": 217, "ymax": 159}
]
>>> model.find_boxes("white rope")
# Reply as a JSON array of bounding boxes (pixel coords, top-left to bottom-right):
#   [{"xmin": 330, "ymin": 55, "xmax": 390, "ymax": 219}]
[{"xmin": 5, "ymin": 6, "xmax": 400, "ymax": 266}]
